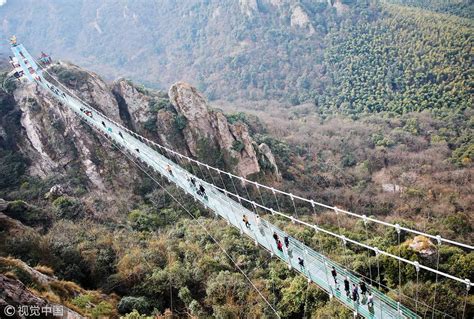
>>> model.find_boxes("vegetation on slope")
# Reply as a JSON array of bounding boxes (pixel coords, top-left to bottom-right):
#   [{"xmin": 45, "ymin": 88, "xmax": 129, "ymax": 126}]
[
  {"xmin": 384, "ymin": 0, "xmax": 474, "ymax": 18},
  {"xmin": 318, "ymin": 3, "xmax": 473, "ymax": 115}
]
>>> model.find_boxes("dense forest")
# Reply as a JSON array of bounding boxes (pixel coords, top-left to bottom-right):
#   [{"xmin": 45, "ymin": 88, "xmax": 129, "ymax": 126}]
[{"xmin": 384, "ymin": 0, "xmax": 474, "ymax": 18}]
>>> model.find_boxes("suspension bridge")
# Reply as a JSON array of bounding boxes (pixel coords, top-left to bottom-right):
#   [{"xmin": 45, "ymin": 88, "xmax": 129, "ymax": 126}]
[{"xmin": 10, "ymin": 41, "xmax": 473, "ymax": 318}]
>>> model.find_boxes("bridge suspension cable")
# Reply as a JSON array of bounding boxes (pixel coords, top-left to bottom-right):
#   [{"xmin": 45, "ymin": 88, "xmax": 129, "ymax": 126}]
[
  {"xmin": 17, "ymin": 47, "xmax": 472, "ymax": 318},
  {"xmin": 74, "ymin": 102, "xmax": 465, "ymax": 319},
  {"xmin": 35, "ymin": 59, "xmax": 473, "ymax": 252},
  {"xmin": 39, "ymin": 60, "xmax": 474, "ymax": 250},
  {"xmin": 76, "ymin": 112, "xmax": 282, "ymax": 318},
  {"xmin": 32, "ymin": 59, "xmax": 473, "ymax": 289}
]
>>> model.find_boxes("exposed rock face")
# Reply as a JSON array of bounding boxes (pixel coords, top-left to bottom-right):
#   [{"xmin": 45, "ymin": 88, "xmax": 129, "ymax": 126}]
[
  {"xmin": 290, "ymin": 5, "xmax": 315, "ymax": 34},
  {"xmin": 169, "ymin": 82, "xmax": 279, "ymax": 177},
  {"xmin": 382, "ymin": 183, "xmax": 403, "ymax": 193},
  {"xmin": 0, "ymin": 274, "xmax": 50, "ymax": 308},
  {"xmin": 169, "ymin": 82, "xmax": 215, "ymax": 155},
  {"xmin": 0, "ymin": 258, "xmax": 85, "ymax": 319},
  {"xmin": 45, "ymin": 185, "xmax": 67, "ymax": 200},
  {"xmin": 4, "ymin": 63, "xmax": 279, "ymax": 211},
  {"xmin": 14, "ymin": 86, "xmax": 59, "ymax": 177},
  {"xmin": 408, "ymin": 235, "xmax": 436, "ymax": 256},
  {"xmin": 258, "ymin": 143, "xmax": 282, "ymax": 181},
  {"xmin": 239, "ymin": 0, "xmax": 259, "ymax": 16},
  {"xmin": 56, "ymin": 62, "xmax": 121, "ymax": 123},
  {"xmin": 112, "ymin": 79, "xmax": 151, "ymax": 126},
  {"xmin": 2, "ymin": 63, "xmax": 146, "ymax": 212}
]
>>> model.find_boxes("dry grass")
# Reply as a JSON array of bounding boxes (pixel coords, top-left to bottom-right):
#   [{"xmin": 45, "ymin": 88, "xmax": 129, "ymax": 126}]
[
  {"xmin": 34, "ymin": 265, "xmax": 55, "ymax": 276},
  {"xmin": 50, "ymin": 280, "xmax": 84, "ymax": 300},
  {"xmin": 40, "ymin": 290, "xmax": 61, "ymax": 304},
  {"xmin": 0, "ymin": 256, "xmax": 25, "ymax": 269},
  {"xmin": 4, "ymin": 271, "xmax": 18, "ymax": 280}
]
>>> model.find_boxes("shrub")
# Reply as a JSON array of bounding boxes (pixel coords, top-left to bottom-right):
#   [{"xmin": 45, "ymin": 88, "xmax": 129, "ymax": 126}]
[
  {"xmin": 118, "ymin": 296, "xmax": 150, "ymax": 314},
  {"xmin": 52, "ymin": 196, "xmax": 85, "ymax": 220},
  {"xmin": 143, "ymin": 117, "xmax": 157, "ymax": 132},
  {"xmin": 0, "ymin": 150, "xmax": 27, "ymax": 189},
  {"xmin": 90, "ymin": 301, "xmax": 114, "ymax": 319},
  {"xmin": 148, "ymin": 98, "xmax": 169, "ymax": 113},
  {"xmin": 231, "ymin": 140, "xmax": 245, "ymax": 153},
  {"xmin": 341, "ymin": 153, "xmax": 357, "ymax": 167},
  {"xmin": 174, "ymin": 115, "xmax": 187, "ymax": 130},
  {"xmin": 121, "ymin": 309, "xmax": 154, "ymax": 319},
  {"xmin": 72, "ymin": 294, "xmax": 93, "ymax": 309},
  {"xmin": 4, "ymin": 200, "xmax": 52, "ymax": 228},
  {"xmin": 34, "ymin": 265, "xmax": 55, "ymax": 276}
]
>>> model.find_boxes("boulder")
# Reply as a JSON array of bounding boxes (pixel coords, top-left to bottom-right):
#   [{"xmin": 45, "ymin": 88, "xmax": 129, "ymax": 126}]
[
  {"xmin": 169, "ymin": 81, "xmax": 274, "ymax": 177},
  {"xmin": 408, "ymin": 235, "xmax": 437, "ymax": 257}
]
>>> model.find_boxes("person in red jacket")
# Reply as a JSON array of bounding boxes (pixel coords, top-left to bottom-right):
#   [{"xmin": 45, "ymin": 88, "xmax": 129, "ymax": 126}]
[{"xmin": 277, "ymin": 240, "xmax": 283, "ymax": 252}]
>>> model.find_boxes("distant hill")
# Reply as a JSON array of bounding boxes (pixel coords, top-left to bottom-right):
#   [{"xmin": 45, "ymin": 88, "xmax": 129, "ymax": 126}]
[
  {"xmin": 384, "ymin": 0, "xmax": 474, "ymax": 18},
  {"xmin": 0, "ymin": 0, "xmax": 472, "ymax": 114}
]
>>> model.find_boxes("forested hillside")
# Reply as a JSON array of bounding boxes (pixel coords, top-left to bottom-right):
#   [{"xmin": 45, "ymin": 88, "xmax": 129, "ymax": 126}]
[
  {"xmin": 384, "ymin": 0, "xmax": 474, "ymax": 18},
  {"xmin": 1, "ymin": 0, "xmax": 472, "ymax": 114},
  {"xmin": 319, "ymin": 3, "xmax": 473, "ymax": 114}
]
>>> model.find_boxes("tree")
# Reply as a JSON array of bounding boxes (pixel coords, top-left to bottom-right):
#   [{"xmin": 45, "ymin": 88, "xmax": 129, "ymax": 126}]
[
  {"xmin": 118, "ymin": 296, "xmax": 150, "ymax": 314},
  {"xmin": 52, "ymin": 196, "xmax": 85, "ymax": 220}
]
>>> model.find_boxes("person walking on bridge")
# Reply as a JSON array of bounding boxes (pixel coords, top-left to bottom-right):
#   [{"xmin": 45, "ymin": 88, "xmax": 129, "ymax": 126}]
[
  {"xmin": 118, "ymin": 131, "xmax": 124, "ymax": 139},
  {"xmin": 352, "ymin": 284, "xmax": 359, "ymax": 303},
  {"xmin": 166, "ymin": 164, "xmax": 173, "ymax": 176},
  {"xmin": 190, "ymin": 176, "xmax": 196, "ymax": 188},
  {"xmin": 256, "ymin": 214, "xmax": 262, "ymax": 229},
  {"xmin": 277, "ymin": 240, "xmax": 283, "ymax": 252},
  {"xmin": 367, "ymin": 292, "xmax": 374, "ymax": 307},
  {"xmin": 101, "ymin": 121, "xmax": 106, "ymax": 127},
  {"xmin": 198, "ymin": 184, "xmax": 207, "ymax": 200},
  {"xmin": 243, "ymin": 214, "xmax": 250, "ymax": 229},
  {"xmin": 284, "ymin": 236, "xmax": 289, "ymax": 248},
  {"xmin": 360, "ymin": 281, "xmax": 367, "ymax": 296},
  {"xmin": 273, "ymin": 232, "xmax": 279, "ymax": 242},
  {"xmin": 331, "ymin": 266, "xmax": 338, "ymax": 285},
  {"xmin": 344, "ymin": 276, "xmax": 350, "ymax": 298},
  {"xmin": 298, "ymin": 257, "xmax": 304, "ymax": 270}
]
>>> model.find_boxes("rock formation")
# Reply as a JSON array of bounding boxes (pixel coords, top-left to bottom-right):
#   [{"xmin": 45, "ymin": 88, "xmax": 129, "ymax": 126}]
[
  {"xmin": 168, "ymin": 81, "xmax": 279, "ymax": 178},
  {"xmin": 2, "ymin": 62, "xmax": 280, "ymax": 210},
  {"xmin": 408, "ymin": 235, "xmax": 436, "ymax": 257},
  {"xmin": 0, "ymin": 258, "xmax": 89, "ymax": 319},
  {"xmin": 290, "ymin": 5, "xmax": 315, "ymax": 34}
]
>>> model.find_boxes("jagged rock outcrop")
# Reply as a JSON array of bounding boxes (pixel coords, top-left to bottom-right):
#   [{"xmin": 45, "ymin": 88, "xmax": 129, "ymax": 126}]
[
  {"xmin": 169, "ymin": 81, "xmax": 279, "ymax": 178},
  {"xmin": 3, "ymin": 64, "xmax": 145, "ymax": 213},
  {"xmin": 0, "ymin": 258, "xmax": 87, "ymax": 319},
  {"xmin": 258, "ymin": 143, "xmax": 281, "ymax": 181},
  {"xmin": 112, "ymin": 79, "xmax": 152, "ymax": 126},
  {"xmin": 408, "ymin": 235, "xmax": 436, "ymax": 257},
  {"xmin": 239, "ymin": 0, "xmax": 259, "ymax": 16},
  {"xmin": 45, "ymin": 185, "xmax": 67, "ymax": 200},
  {"xmin": 54, "ymin": 62, "xmax": 121, "ymax": 123},
  {"xmin": 290, "ymin": 5, "xmax": 315, "ymax": 34},
  {"xmin": 4, "ymin": 63, "xmax": 279, "ymax": 211}
]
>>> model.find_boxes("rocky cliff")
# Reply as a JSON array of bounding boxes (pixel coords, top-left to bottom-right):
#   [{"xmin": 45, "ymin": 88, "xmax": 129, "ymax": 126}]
[
  {"xmin": 169, "ymin": 81, "xmax": 267, "ymax": 178},
  {"xmin": 1, "ymin": 62, "xmax": 279, "ymax": 211},
  {"xmin": 0, "ymin": 257, "xmax": 114, "ymax": 319}
]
